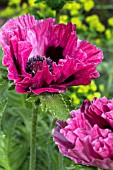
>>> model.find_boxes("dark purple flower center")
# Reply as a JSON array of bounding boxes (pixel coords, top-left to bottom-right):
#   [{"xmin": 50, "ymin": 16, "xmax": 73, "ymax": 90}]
[
  {"xmin": 26, "ymin": 46, "xmax": 64, "ymax": 77},
  {"xmin": 46, "ymin": 46, "xmax": 64, "ymax": 64},
  {"xmin": 26, "ymin": 56, "xmax": 52, "ymax": 77}
]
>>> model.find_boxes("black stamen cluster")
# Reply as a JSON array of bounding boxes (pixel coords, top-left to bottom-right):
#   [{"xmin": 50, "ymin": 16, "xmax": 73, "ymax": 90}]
[
  {"xmin": 46, "ymin": 57, "xmax": 53, "ymax": 72},
  {"xmin": 26, "ymin": 55, "xmax": 53, "ymax": 77}
]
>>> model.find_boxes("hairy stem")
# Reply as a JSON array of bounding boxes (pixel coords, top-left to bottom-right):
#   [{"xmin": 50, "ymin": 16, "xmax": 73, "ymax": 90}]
[{"xmin": 29, "ymin": 100, "xmax": 39, "ymax": 170}]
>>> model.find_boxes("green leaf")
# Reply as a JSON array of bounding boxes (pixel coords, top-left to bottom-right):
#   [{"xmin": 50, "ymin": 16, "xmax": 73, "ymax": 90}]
[
  {"xmin": 39, "ymin": 93, "xmax": 70, "ymax": 121},
  {"xmin": 26, "ymin": 95, "xmax": 39, "ymax": 103},
  {"xmin": 0, "ymin": 78, "xmax": 7, "ymax": 86},
  {"xmin": 0, "ymin": 99, "xmax": 7, "ymax": 128},
  {"xmin": 8, "ymin": 81, "xmax": 15, "ymax": 90},
  {"xmin": 0, "ymin": 99, "xmax": 8, "ymax": 114},
  {"xmin": 61, "ymin": 93, "xmax": 74, "ymax": 111},
  {"xmin": 0, "ymin": 68, "xmax": 8, "ymax": 80}
]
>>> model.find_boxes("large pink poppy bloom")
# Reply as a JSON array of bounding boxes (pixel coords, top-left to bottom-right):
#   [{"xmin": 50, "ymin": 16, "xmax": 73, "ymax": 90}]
[
  {"xmin": 53, "ymin": 97, "xmax": 113, "ymax": 169},
  {"xmin": 0, "ymin": 14, "xmax": 103, "ymax": 94}
]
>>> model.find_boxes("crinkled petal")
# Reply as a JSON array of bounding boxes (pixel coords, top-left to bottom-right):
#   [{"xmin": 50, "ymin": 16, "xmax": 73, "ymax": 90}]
[
  {"xmin": 77, "ymin": 40, "xmax": 104, "ymax": 65},
  {"xmin": 53, "ymin": 97, "xmax": 113, "ymax": 170},
  {"xmin": 51, "ymin": 22, "xmax": 76, "ymax": 48}
]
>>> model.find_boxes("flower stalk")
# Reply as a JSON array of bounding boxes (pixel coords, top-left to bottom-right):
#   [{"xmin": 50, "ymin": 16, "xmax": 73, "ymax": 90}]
[
  {"xmin": 29, "ymin": 99, "xmax": 40, "ymax": 170},
  {"xmin": 56, "ymin": 9, "xmax": 60, "ymax": 23}
]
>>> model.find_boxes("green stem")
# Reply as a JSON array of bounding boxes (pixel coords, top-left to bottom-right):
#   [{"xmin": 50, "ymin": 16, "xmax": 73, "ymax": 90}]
[
  {"xmin": 29, "ymin": 100, "xmax": 39, "ymax": 170},
  {"xmin": 58, "ymin": 153, "xmax": 64, "ymax": 170},
  {"xmin": 56, "ymin": 9, "xmax": 60, "ymax": 23}
]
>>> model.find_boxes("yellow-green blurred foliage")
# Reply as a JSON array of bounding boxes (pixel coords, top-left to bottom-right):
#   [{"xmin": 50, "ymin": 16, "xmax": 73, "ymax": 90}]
[
  {"xmin": 86, "ymin": 15, "xmax": 105, "ymax": 33},
  {"xmin": 108, "ymin": 17, "xmax": 113, "ymax": 27},
  {"xmin": 0, "ymin": 0, "xmax": 55, "ymax": 19},
  {"xmin": 0, "ymin": 0, "xmax": 28, "ymax": 18},
  {"xmin": 70, "ymin": 80, "xmax": 104, "ymax": 105}
]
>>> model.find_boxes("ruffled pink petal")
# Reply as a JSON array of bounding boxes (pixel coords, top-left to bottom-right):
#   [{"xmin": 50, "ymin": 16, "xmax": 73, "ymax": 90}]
[
  {"xmin": 72, "ymin": 49, "xmax": 87, "ymax": 62},
  {"xmin": 31, "ymin": 61, "xmax": 53, "ymax": 86},
  {"xmin": 63, "ymin": 32, "xmax": 78, "ymax": 56},
  {"xmin": 91, "ymin": 158, "xmax": 113, "ymax": 170},
  {"xmin": 2, "ymin": 46, "xmax": 13, "ymax": 66},
  {"xmin": 64, "ymin": 64, "xmax": 99, "ymax": 86},
  {"xmin": 31, "ymin": 18, "xmax": 56, "ymax": 56},
  {"xmin": 51, "ymin": 22, "xmax": 76, "ymax": 48},
  {"xmin": 1, "ymin": 14, "xmax": 37, "ymax": 34},
  {"xmin": 15, "ymin": 76, "xmax": 32, "ymax": 93},
  {"xmin": 31, "ymin": 87, "xmax": 65, "ymax": 95},
  {"xmin": 18, "ymin": 41, "xmax": 32, "ymax": 74},
  {"xmin": 90, "ymin": 97, "xmax": 108, "ymax": 116},
  {"xmin": 30, "ymin": 62, "xmax": 66, "ymax": 94},
  {"xmin": 77, "ymin": 40, "xmax": 104, "ymax": 65},
  {"xmin": 53, "ymin": 46, "xmax": 101, "ymax": 88},
  {"xmin": 102, "ymin": 110, "xmax": 113, "ymax": 128},
  {"xmin": 53, "ymin": 56, "xmax": 86, "ymax": 85}
]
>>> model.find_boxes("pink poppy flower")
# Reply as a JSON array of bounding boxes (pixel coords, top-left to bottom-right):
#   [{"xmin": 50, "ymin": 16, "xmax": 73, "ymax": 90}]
[
  {"xmin": 53, "ymin": 97, "xmax": 113, "ymax": 169},
  {"xmin": 0, "ymin": 14, "xmax": 103, "ymax": 94}
]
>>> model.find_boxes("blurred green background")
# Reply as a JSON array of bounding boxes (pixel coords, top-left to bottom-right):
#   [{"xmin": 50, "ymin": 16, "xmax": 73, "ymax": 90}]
[{"xmin": 0, "ymin": 0, "xmax": 113, "ymax": 170}]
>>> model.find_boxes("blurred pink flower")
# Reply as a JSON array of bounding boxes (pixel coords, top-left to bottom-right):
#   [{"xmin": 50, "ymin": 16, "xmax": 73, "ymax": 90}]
[
  {"xmin": 0, "ymin": 14, "xmax": 103, "ymax": 94},
  {"xmin": 53, "ymin": 97, "xmax": 113, "ymax": 169}
]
